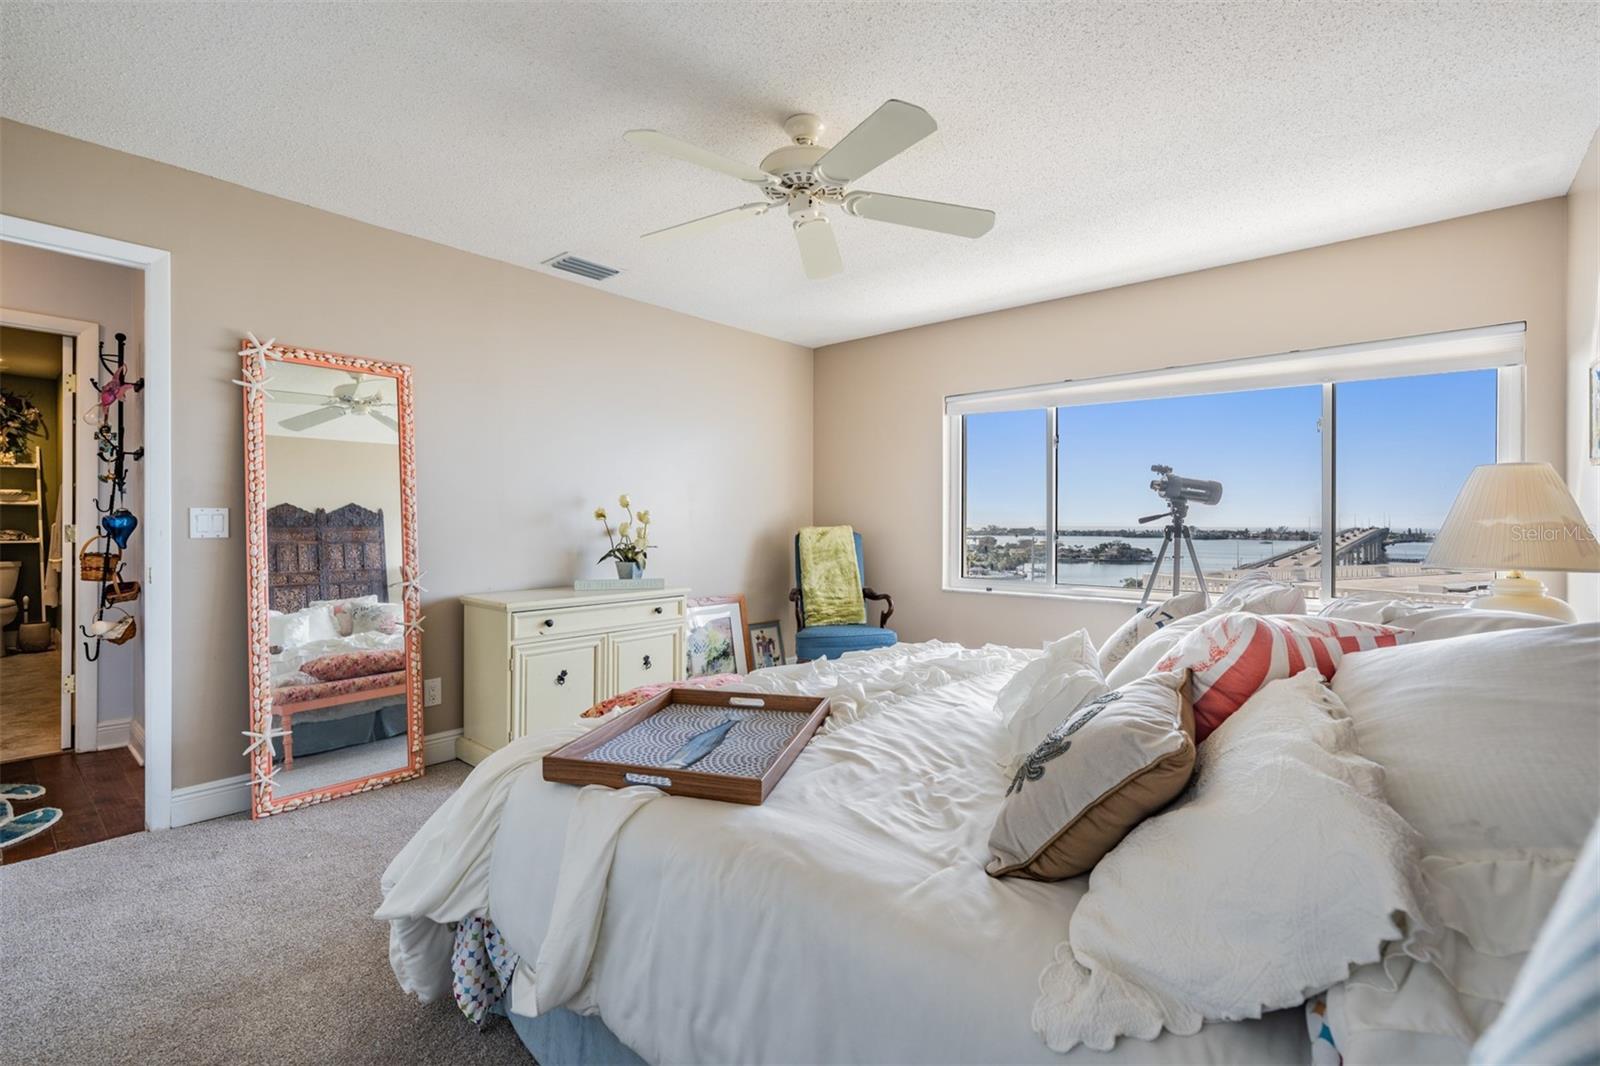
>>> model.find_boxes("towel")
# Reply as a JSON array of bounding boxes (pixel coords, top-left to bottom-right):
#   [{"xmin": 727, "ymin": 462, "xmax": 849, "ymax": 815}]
[{"xmin": 799, "ymin": 525, "xmax": 866, "ymax": 627}]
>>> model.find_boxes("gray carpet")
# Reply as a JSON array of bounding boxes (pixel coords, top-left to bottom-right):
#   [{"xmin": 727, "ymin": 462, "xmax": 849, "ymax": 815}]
[
  {"xmin": 274, "ymin": 734, "xmax": 409, "ymax": 795},
  {"xmin": 0, "ymin": 761, "xmax": 533, "ymax": 1065}
]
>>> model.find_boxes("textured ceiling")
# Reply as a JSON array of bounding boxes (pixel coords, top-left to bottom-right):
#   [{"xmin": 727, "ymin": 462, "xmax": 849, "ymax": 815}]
[{"xmin": 2, "ymin": 2, "xmax": 1596, "ymax": 348}]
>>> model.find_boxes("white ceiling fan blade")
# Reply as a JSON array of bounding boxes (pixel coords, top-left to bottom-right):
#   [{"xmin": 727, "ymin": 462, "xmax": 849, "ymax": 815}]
[
  {"xmin": 278, "ymin": 406, "xmax": 347, "ymax": 432},
  {"xmin": 793, "ymin": 219, "xmax": 842, "ymax": 280},
  {"xmin": 641, "ymin": 202, "xmax": 770, "ymax": 241},
  {"xmin": 624, "ymin": 130, "xmax": 772, "ymax": 184},
  {"xmin": 814, "ymin": 100, "xmax": 936, "ymax": 185},
  {"xmin": 844, "ymin": 191, "xmax": 995, "ymax": 238},
  {"xmin": 269, "ymin": 389, "xmax": 337, "ymax": 405},
  {"xmin": 371, "ymin": 412, "xmax": 400, "ymax": 431}
]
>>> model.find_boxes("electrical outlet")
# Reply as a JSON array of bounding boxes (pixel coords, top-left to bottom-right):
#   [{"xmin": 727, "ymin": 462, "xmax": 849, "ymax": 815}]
[{"xmin": 424, "ymin": 677, "xmax": 442, "ymax": 707}]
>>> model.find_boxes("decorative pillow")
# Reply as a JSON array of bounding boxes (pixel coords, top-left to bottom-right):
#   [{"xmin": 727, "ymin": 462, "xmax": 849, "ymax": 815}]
[
  {"xmin": 1317, "ymin": 597, "xmax": 1563, "ymax": 643},
  {"xmin": 347, "ymin": 599, "xmax": 403, "ymax": 635},
  {"xmin": 301, "ymin": 648, "xmax": 407, "ymax": 682},
  {"xmin": 996, "ymin": 630, "xmax": 1109, "ymax": 772},
  {"xmin": 1155, "ymin": 613, "xmax": 1410, "ymax": 742},
  {"xmin": 1103, "ymin": 576, "xmax": 1306, "ymax": 689},
  {"xmin": 275, "ymin": 603, "xmax": 341, "ymax": 649},
  {"xmin": 313, "ymin": 594, "xmax": 379, "ymax": 636},
  {"xmin": 1096, "ymin": 592, "xmax": 1206, "ymax": 676},
  {"xmin": 1032, "ymin": 670, "xmax": 1433, "ymax": 1053},
  {"xmin": 987, "ymin": 671, "xmax": 1195, "ymax": 882}
]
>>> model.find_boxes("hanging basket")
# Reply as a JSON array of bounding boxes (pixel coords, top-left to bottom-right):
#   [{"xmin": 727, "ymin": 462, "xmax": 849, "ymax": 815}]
[
  {"xmin": 79, "ymin": 539, "xmax": 121, "ymax": 581},
  {"xmin": 102, "ymin": 606, "xmax": 137, "ymax": 646},
  {"xmin": 104, "ymin": 579, "xmax": 141, "ymax": 604}
]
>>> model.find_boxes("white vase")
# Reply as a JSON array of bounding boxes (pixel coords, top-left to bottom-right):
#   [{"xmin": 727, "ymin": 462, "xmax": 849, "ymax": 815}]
[{"xmin": 615, "ymin": 560, "xmax": 642, "ymax": 580}]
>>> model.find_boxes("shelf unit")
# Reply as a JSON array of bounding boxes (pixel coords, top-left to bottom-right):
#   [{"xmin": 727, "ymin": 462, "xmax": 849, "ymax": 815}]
[{"xmin": 0, "ymin": 447, "xmax": 47, "ymax": 620}]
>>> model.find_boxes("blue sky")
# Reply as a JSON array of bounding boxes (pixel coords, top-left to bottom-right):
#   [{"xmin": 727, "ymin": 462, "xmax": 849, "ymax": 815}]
[{"xmin": 965, "ymin": 369, "xmax": 1496, "ymax": 530}]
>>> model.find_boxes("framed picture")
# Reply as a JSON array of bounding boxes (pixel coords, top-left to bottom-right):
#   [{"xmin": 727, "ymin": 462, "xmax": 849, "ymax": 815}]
[
  {"xmin": 1590, "ymin": 357, "xmax": 1600, "ymax": 465},
  {"xmin": 685, "ymin": 594, "xmax": 752, "ymax": 677},
  {"xmin": 748, "ymin": 619, "xmax": 786, "ymax": 670}
]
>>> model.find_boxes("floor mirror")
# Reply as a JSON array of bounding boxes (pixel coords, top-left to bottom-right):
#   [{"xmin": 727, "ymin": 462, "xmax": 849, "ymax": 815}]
[{"xmin": 240, "ymin": 338, "xmax": 422, "ymax": 817}]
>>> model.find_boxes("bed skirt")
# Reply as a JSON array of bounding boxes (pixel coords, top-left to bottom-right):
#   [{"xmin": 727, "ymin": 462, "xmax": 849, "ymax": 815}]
[{"xmin": 508, "ymin": 1007, "xmax": 645, "ymax": 1066}]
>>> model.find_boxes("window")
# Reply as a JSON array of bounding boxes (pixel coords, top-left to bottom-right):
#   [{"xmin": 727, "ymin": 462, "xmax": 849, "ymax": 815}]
[
  {"xmin": 1055, "ymin": 386, "xmax": 1321, "ymax": 594},
  {"xmin": 946, "ymin": 324, "xmax": 1523, "ymax": 603}
]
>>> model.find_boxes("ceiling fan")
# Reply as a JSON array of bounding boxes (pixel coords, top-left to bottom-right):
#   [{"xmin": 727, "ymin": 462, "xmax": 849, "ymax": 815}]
[
  {"xmin": 271, "ymin": 374, "xmax": 398, "ymax": 433},
  {"xmin": 625, "ymin": 99, "xmax": 995, "ymax": 280}
]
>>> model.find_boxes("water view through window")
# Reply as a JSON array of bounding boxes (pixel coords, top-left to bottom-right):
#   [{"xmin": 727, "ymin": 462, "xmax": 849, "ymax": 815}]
[{"xmin": 961, "ymin": 368, "xmax": 1500, "ymax": 601}]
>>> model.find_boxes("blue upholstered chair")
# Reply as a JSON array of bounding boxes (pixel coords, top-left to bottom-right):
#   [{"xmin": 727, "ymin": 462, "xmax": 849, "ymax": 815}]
[{"xmin": 789, "ymin": 531, "xmax": 897, "ymax": 661}]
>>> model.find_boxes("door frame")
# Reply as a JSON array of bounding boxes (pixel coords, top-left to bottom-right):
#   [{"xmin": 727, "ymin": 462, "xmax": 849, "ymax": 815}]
[
  {"xmin": 0, "ymin": 307, "xmax": 97, "ymax": 753},
  {"xmin": 0, "ymin": 215, "xmax": 174, "ymax": 831}
]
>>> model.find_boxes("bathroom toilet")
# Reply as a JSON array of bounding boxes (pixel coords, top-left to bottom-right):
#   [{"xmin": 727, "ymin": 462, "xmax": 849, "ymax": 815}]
[{"xmin": 0, "ymin": 560, "xmax": 19, "ymax": 651}]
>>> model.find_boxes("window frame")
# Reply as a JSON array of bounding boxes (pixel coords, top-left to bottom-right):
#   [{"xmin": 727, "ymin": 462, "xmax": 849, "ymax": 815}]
[{"xmin": 943, "ymin": 324, "xmax": 1527, "ymax": 602}]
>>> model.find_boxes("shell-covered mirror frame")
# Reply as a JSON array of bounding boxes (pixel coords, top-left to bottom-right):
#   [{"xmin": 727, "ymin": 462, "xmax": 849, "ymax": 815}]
[{"xmin": 240, "ymin": 337, "xmax": 423, "ymax": 818}]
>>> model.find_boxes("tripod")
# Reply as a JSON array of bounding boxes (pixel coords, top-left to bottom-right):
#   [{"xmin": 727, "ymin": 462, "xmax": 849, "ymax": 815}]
[{"xmin": 1136, "ymin": 498, "xmax": 1211, "ymax": 608}]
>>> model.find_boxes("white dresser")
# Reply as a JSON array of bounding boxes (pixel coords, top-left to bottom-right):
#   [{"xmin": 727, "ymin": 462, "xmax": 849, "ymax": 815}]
[{"xmin": 458, "ymin": 585, "xmax": 690, "ymax": 765}]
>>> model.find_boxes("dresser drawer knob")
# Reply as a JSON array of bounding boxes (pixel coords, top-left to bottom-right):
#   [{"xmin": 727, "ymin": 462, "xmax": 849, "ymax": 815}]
[
  {"xmin": 542, "ymin": 618, "xmax": 555, "ymax": 628},
  {"xmin": 653, "ymin": 605, "xmax": 664, "ymax": 614},
  {"xmin": 642, "ymin": 655, "xmax": 652, "ymax": 670},
  {"xmin": 555, "ymin": 669, "xmax": 568, "ymax": 686}
]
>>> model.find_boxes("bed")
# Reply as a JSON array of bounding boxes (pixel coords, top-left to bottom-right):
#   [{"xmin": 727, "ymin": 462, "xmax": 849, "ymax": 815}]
[
  {"xmin": 380, "ymin": 616, "xmax": 1597, "ymax": 1066},
  {"xmin": 266, "ymin": 502, "xmax": 405, "ymax": 764}
]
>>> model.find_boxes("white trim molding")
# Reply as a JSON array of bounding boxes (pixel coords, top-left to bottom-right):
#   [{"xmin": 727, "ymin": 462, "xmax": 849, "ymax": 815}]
[
  {"xmin": 1, "ymin": 213, "xmax": 174, "ymax": 832},
  {"xmin": 129, "ymin": 717, "xmax": 146, "ymax": 766},
  {"xmin": 96, "ymin": 716, "xmax": 132, "ymax": 751},
  {"xmin": 168, "ymin": 729, "xmax": 466, "ymax": 827}
]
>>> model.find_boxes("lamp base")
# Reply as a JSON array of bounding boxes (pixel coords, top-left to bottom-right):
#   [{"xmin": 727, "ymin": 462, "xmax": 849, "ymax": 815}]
[{"xmin": 1468, "ymin": 574, "xmax": 1577, "ymax": 621}]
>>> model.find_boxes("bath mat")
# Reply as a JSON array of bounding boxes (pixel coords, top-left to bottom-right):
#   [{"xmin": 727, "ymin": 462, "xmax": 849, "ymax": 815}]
[
  {"xmin": 0, "ymin": 783, "xmax": 46, "ymax": 802},
  {"xmin": 0, "ymin": 799, "xmax": 10, "ymax": 827},
  {"xmin": 0, "ymin": 807, "xmax": 61, "ymax": 849}
]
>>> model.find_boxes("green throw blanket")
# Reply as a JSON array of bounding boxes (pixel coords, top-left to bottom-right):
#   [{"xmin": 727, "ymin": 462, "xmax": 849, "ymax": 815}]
[{"xmin": 799, "ymin": 525, "xmax": 867, "ymax": 627}]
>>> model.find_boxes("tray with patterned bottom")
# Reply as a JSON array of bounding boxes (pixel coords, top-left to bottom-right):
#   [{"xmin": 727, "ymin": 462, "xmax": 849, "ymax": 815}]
[{"xmin": 542, "ymin": 687, "xmax": 831, "ymax": 804}]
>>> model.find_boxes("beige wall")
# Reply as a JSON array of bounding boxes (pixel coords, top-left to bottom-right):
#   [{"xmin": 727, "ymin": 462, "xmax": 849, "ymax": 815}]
[
  {"xmin": 0, "ymin": 119, "xmax": 814, "ymax": 789},
  {"xmin": 1566, "ymin": 130, "xmax": 1599, "ymax": 621},
  {"xmin": 0, "ymin": 241, "xmax": 146, "ymax": 726},
  {"xmin": 814, "ymin": 199, "xmax": 1574, "ymax": 650}
]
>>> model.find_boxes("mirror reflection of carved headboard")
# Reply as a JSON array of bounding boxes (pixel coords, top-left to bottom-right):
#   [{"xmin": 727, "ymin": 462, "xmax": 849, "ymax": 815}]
[{"xmin": 266, "ymin": 502, "xmax": 388, "ymax": 613}]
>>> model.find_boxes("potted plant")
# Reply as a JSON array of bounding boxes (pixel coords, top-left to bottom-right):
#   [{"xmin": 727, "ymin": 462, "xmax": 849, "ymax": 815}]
[
  {"xmin": 0, "ymin": 387, "xmax": 45, "ymax": 463},
  {"xmin": 595, "ymin": 495, "xmax": 652, "ymax": 579}
]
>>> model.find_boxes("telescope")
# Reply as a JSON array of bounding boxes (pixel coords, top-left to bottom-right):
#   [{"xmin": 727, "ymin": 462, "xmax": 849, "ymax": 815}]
[{"xmin": 1137, "ymin": 465, "xmax": 1224, "ymax": 608}]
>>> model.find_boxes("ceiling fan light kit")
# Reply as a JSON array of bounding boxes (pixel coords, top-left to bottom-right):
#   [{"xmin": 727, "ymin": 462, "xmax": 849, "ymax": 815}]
[{"xmin": 625, "ymin": 99, "xmax": 995, "ymax": 280}]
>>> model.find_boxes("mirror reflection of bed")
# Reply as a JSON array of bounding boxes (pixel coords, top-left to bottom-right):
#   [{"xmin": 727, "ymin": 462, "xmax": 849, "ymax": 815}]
[{"xmin": 263, "ymin": 362, "xmax": 408, "ymax": 796}]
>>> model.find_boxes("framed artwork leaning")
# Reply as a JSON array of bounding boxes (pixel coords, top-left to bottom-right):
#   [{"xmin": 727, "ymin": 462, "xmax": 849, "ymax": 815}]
[
  {"xmin": 748, "ymin": 619, "xmax": 786, "ymax": 669},
  {"xmin": 685, "ymin": 595, "xmax": 752, "ymax": 676}
]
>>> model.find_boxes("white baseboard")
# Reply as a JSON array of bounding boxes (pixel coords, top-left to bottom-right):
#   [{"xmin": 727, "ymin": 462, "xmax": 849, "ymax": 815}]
[
  {"xmin": 96, "ymin": 717, "xmax": 132, "ymax": 751},
  {"xmin": 128, "ymin": 718, "xmax": 146, "ymax": 766},
  {"xmin": 168, "ymin": 728, "xmax": 467, "ymax": 828}
]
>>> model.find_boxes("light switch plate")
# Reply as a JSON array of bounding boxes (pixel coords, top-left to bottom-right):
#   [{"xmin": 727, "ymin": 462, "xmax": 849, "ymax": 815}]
[
  {"xmin": 189, "ymin": 507, "xmax": 229, "ymax": 539},
  {"xmin": 424, "ymin": 678, "xmax": 442, "ymax": 707}
]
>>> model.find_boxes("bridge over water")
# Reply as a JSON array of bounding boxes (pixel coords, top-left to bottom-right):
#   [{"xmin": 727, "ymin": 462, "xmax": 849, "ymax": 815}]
[{"xmin": 1244, "ymin": 527, "xmax": 1390, "ymax": 570}]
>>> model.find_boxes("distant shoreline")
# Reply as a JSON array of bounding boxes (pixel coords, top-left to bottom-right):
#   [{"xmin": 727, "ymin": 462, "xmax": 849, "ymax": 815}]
[{"xmin": 967, "ymin": 526, "xmax": 1436, "ymax": 542}]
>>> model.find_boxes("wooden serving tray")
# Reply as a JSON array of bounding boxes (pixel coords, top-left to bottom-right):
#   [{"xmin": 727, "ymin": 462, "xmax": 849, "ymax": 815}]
[{"xmin": 543, "ymin": 687, "xmax": 831, "ymax": 805}]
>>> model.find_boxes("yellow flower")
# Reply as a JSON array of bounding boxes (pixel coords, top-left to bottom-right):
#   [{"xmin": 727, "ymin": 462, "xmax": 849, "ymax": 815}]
[
  {"xmin": 637, "ymin": 510, "xmax": 651, "ymax": 525},
  {"xmin": 618, "ymin": 493, "xmax": 631, "ymax": 508},
  {"xmin": 593, "ymin": 507, "xmax": 607, "ymax": 521},
  {"xmin": 618, "ymin": 520, "xmax": 631, "ymax": 537},
  {"xmin": 633, "ymin": 527, "xmax": 649, "ymax": 545}
]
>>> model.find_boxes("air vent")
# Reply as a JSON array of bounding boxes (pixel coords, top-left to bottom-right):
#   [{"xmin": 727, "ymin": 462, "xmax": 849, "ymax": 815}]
[{"xmin": 543, "ymin": 253, "xmax": 621, "ymax": 281}]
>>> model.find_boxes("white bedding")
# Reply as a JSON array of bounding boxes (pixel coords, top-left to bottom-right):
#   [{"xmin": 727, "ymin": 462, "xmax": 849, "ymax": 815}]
[{"xmin": 384, "ymin": 641, "xmax": 1307, "ymax": 1064}]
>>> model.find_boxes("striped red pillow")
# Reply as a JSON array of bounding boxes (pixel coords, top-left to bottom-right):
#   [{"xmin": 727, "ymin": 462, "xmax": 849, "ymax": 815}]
[{"xmin": 1156, "ymin": 613, "xmax": 1411, "ymax": 741}]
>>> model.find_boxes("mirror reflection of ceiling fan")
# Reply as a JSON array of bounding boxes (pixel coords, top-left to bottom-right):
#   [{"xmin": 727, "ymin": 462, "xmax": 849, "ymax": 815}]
[
  {"xmin": 271, "ymin": 373, "xmax": 398, "ymax": 433},
  {"xmin": 625, "ymin": 99, "xmax": 996, "ymax": 280}
]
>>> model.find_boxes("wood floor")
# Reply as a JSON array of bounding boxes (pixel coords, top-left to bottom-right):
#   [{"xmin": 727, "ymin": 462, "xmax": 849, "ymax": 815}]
[
  {"xmin": 0, "ymin": 644, "xmax": 66, "ymax": 762},
  {"xmin": 0, "ymin": 748, "xmax": 144, "ymax": 864}
]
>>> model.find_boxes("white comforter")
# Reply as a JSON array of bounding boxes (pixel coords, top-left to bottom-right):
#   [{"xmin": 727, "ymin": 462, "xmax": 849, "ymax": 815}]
[{"xmin": 381, "ymin": 641, "xmax": 1308, "ymax": 1064}]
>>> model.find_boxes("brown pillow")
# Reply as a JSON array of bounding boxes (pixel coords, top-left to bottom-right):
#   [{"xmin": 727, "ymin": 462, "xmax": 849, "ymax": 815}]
[{"xmin": 986, "ymin": 670, "xmax": 1196, "ymax": 881}]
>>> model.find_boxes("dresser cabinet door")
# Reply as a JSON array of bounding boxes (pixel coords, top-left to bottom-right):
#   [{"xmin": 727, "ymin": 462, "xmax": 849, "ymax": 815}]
[
  {"xmin": 511, "ymin": 637, "xmax": 603, "ymax": 738},
  {"xmin": 610, "ymin": 628, "xmax": 682, "ymax": 694}
]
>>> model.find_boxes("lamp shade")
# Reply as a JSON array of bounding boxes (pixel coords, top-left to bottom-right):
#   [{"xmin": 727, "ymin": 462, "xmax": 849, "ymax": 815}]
[{"xmin": 1425, "ymin": 462, "xmax": 1600, "ymax": 572}]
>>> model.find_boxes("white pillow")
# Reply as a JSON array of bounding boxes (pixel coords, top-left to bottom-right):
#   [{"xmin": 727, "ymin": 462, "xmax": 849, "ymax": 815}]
[
  {"xmin": 1318, "ymin": 597, "xmax": 1562, "ymax": 643},
  {"xmin": 1032, "ymin": 670, "xmax": 1431, "ymax": 1054},
  {"xmin": 1096, "ymin": 592, "xmax": 1207, "ymax": 676},
  {"xmin": 1330, "ymin": 622, "xmax": 1599, "ymax": 855},
  {"xmin": 1318, "ymin": 622, "xmax": 1599, "ymax": 1063},
  {"xmin": 275, "ymin": 603, "xmax": 342, "ymax": 649},
  {"xmin": 1103, "ymin": 577, "xmax": 1307, "ymax": 688},
  {"xmin": 995, "ymin": 630, "xmax": 1108, "ymax": 772}
]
